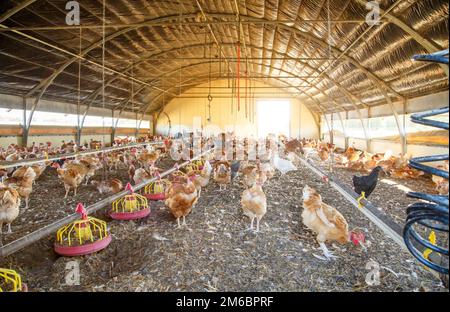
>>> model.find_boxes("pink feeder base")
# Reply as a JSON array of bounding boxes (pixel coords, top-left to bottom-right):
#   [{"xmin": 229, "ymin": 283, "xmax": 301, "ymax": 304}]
[
  {"xmin": 109, "ymin": 207, "xmax": 151, "ymax": 220},
  {"xmin": 189, "ymin": 175, "xmax": 198, "ymax": 182},
  {"xmin": 21, "ymin": 283, "xmax": 28, "ymax": 292},
  {"xmin": 144, "ymin": 193, "xmax": 165, "ymax": 201},
  {"xmin": 54, "ymin": 235, "xmax": 112, "ymax": 257}
]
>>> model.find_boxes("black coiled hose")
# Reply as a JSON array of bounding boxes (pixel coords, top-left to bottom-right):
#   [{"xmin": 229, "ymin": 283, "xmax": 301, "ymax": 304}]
[{"xmin": 403, "ymin": 50, "xmax": 449, "ymax": 275}]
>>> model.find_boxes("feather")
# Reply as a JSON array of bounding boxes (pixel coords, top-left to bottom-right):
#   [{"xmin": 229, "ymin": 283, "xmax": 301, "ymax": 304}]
[
  {"xmin": 272, "ymin": 155, "xmax": 296, "ymax": 174},
  {"xmin": 316, "ymin": 207, "xmax": 335, "ymax": 228}
]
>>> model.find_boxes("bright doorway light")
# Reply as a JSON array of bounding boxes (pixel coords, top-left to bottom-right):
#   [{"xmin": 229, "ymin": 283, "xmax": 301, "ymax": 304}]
[{"xmin": 257, "ymin": 99, "xmax": 290, "ymax": 138}]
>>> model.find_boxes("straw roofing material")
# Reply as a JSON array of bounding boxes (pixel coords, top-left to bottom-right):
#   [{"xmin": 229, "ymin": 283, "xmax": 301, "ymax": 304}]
[{"xmin": 0, "ymin": 0, "xmax": 447, "ymax": 116}]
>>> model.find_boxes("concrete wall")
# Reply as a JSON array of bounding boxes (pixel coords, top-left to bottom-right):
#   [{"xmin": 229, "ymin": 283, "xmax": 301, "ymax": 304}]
[{"xmin": 155, "ymin": 79, "xmax": 319, "ymax": 139}]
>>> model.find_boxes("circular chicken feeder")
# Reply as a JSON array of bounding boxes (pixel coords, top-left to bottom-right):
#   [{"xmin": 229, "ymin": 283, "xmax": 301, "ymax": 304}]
[
  {"xmin": 143, "ymin": 178, "xmax": 171, "ymax": 201},
  {"xmin": 192, "ymin": 159, "xmax": 205, "ymax": 170},
  {"xmin": 170, "ymin": 169, "xmax": 188, "ymax": 184},
  {"xmin": 184, "ymin": 163, "xmax": 202, "ymax": 175},
  {"xmin": 54, "ymin": 203, "xmax": 111, "ymax": 257},
  {"xmin": 110, "ymin": 183, "xmax": 150, "ymax": 220},
  {"xmin": 0, "ymin": 268, "xmax": 27, "ymax": 292}
]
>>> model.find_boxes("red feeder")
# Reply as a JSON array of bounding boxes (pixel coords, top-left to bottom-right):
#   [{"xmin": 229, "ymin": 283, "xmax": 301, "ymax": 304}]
[
  {"xmin": 143, "ymin": 174, "xmax": 171, "ymax": 201},
  {"xmin": 110, "ymin": 183, "xmax": 150, "ymax": 220},
  {"xmin": 54, "ymin": 203, "xmax": 111, "ymax": 257}
]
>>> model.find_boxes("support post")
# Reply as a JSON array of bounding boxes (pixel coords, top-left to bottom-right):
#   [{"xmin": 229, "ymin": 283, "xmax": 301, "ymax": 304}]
[
  {"xmin": 367, "ymin": 107, "xmax": 372, "ymax": 153},
  {"xmin": 381, "ymin": 88, "xmax": 407, "ymax": 155},
  {"xmin": 111, "ymin": 109, "xmax": 116, "ymax": 144},
  {"xmin": 152, "ymin": 112, "xmax": 158, "ymax": 136},
  {"xmin": 76, "ymin": 127, "xmax": 82, "ymax": 146},
  {"xmin": 344, "ymin": 111, "xmax": 349, "ymax": 150},
  {"xmin": 22, "ymin": 97, "xmax": 28, "ymax": 147},
  {"xmin": 298, "ymin": 101, "xmax": 302, "ymax": 139},
  {"xmin": 401, "ymin": 99, "xmax": 407, "ymax": 155}
]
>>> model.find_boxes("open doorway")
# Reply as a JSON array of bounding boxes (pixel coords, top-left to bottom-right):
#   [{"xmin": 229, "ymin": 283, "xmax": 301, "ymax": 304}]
[{"xmin": 257, "ymin": 99, "xmax": 291, "ymax": 138}]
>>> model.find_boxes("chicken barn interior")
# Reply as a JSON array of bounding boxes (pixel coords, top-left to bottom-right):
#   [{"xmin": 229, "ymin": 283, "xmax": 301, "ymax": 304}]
[{"xmin": 0, "ymin": 0, "xmax": 448, "ymax": 293}]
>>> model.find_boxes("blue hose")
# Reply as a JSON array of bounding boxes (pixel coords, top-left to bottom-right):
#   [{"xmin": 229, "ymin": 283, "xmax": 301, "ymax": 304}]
[{"xmin": 403, "ymin": 50, "xmax": 449, "ymax": 275}]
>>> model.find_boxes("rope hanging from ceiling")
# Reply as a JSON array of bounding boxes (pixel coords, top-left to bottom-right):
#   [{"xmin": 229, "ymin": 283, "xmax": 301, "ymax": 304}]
[
  {"xmin": 101, "ymin": 0, "xmax": 107, "ymax": 180},
  {"xmin": 237, "ymin": 44, "xmax": 240, "ymax": 112},
  {"xmin": 77, "ymin": 27, "xmax": 82, "ymax": 143},
  {"xmin": 207, "ymin": 35, "xmax": 212, "ymax": 123},
  {"xmin": 327, "ymin": 0, "xmax": 335, "ymax": 173},
  {"xmin": 101, "ymin": 0, "xmax": 106, "ymax": 147}
]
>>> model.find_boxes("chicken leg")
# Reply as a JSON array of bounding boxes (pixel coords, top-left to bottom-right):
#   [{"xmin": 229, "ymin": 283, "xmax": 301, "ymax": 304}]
[
  {"xmin": 7, "ymin": 223, "xmax": 12, "ymax": 234},
  {"xmin": 64, "ymin": 188, "xmax": 69, "ymax": 198},
  {"xmin": 255, "ymin": 216, "xmax": 262, "ymax": 232},
  {"xmin": 247, "ymin": 216, "xmax": 255, "ymax": 231},
  {"xmin": 319, "ymin": 242, "xmax": 338, "ymax": 260},
  {"xmin": 182, "ymin": 215, "xmax": 193, "ymax": 231}
]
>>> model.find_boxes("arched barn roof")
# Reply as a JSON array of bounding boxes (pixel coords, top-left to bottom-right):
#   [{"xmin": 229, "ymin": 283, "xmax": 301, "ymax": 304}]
[{"xmin": 0, "ymin": 0, "xmax": 448, "ymax": 116}]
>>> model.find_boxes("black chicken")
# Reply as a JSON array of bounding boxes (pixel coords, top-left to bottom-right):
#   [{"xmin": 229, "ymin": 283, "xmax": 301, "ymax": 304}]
[
  {"xmin": 230, "ymin": 161, "xmax": 241, "ymax": 180},
  {"xmin": 352, "ymin": 166, "xmax": 383, "ymax": 198}
]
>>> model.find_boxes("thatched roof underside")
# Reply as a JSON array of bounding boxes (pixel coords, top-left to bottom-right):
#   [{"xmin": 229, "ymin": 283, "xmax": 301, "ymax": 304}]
[{"xmin": 0, "ymin": 0, "xmax": 448, "ymax": 116}]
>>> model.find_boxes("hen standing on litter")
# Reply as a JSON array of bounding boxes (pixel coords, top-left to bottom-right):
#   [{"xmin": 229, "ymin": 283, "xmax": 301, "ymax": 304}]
[
  {"xmin": 241, "ymin": 178, "xmax": 267, "ymax": 232},
  {"xmin": 352, "ymin": 166, "xmax": 383, "ymax": 200},
  {"xmin": 0, "ymin": 185, "xmax": 21, "ymax": 234},
  {"xmin": 301, "ymin": 185, "xmax": 365, "ymax": 260},
  {"xmin": 165, "ymin": 176, "xmax": 198, "ymax": 229}
]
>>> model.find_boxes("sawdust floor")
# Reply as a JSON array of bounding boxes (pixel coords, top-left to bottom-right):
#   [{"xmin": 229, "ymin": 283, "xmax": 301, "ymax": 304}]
[{"xmin": 1, "ymin": 158, "xmax": 446, "ymax": 292}]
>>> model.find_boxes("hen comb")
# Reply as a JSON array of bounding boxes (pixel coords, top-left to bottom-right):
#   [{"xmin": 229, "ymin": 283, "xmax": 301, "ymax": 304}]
[
  {"xmin": 350, "ymin": 231, "xmax": 366, "ymax": 245},
  {"xmin": 75, "ymin": 203, "xmax": 88, "ymax": 220},
  {"xmin": 125, "ymin": 182, "xmax": 134, "ymax": 194}
]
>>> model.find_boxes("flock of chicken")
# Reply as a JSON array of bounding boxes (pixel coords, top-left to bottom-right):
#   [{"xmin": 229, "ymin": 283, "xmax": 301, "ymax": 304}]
[
  {"xmin": 161, "ymin": 141, "xmax": 364, "ymax": 261},
  {"xmin": 0, "ymin": 138, "xmax": 167, "ymax": 234},
  {"xmin": 286, "ymin": 138, "xmax": 449, "ymax": 196},
  {"xmin": 0, "ymin": 134, "xmax": 446, "ymax": 262}
]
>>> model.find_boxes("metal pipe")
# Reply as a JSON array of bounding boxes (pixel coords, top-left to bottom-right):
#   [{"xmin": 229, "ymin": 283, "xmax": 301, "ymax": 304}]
[
  {"xmin": 298, "ymin": 157, "xmax": 406, "ymax": 249},
  {"xmin": 147, "ymin": 75, "xmax": 318, "ymax": 79},
  {"xmin": 129, "ymin": 57, "xmax": 338, "ymax": 61},
  {"xmin": 0, "ymin": 25, "xmax": 175, "ymax": 98},
  {"xmin": 0, "ymin": 141, "xmax": 163, "ymax": 170},
  {"xmin": 0, "ymin": 20, "xmax": 381, "ymax": 32},
  {"xmin": 0, "ymin": 148, "xmax": 214, "ymax": 257}
]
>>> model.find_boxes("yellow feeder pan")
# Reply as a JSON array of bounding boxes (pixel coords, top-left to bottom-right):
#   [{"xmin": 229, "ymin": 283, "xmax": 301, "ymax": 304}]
[
  {"xmin": 192, "ymin": 159, "xmax": 205, "ymax": 169},
  {"xmin": 184, "ymin": 163, "xmax": 202, "ymax": 175},
  {"xmin": 170, "ymin": 169, "xmax": 188, "ymax": 184},
  {"xmin": 144, "ymin": 178, "xmax": 171, "ymax": 201},
  {"xmin": 110, "ymin": 183, "xmax": 151, "ymax": 220},
  {"xmin": 0, "ymin": 268, "xmax": 27, "ymax": 292},
  {"xmin": 54, "ymin": 203, "xmax": 111, "ymax": 257}
]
